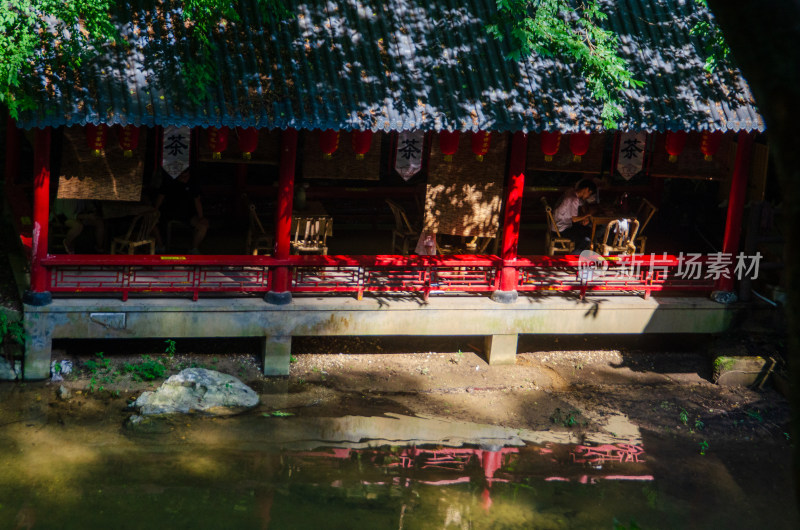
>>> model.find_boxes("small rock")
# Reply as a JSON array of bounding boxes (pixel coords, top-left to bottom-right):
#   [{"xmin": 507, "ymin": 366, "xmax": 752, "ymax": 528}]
[
  {"xmin": 57, "ymin": 385, "xmax": 72, "ymax": 401},
  {"xmin": 50, "ymin": 360, "xmax": 73, "ymax": 382},
  {"xmin": 125, "ymin": 414, "xmax": 172, "ymax": 434},
  {"xmin": 133, "ymin": 368, "xmax": 260, "ymax": 416}
]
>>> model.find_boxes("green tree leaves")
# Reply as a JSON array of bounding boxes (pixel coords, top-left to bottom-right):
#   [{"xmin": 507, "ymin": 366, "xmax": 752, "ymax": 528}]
[
  {"xmin": 487, "ymin": 0, "xmax": 643, "ymax": 129},
  {"xmin": 0, "ymin": 0, "xmax": 290, "ymax": 118}
]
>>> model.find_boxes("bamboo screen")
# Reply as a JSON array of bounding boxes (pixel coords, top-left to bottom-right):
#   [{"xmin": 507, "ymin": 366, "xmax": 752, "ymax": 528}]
[
  {"xmin": 423, "ymin": 132, "xmax": 507, "ymax": 237},
  {"xmin": 57, "ymin": 126, "xmax": 144, "ymax": 201}
]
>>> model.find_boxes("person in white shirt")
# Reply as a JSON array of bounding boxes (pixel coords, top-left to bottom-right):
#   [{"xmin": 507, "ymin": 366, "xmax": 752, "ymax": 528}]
[{"xmin": 552, "ymin": 179, "xmax": 597, "ymax": 253}]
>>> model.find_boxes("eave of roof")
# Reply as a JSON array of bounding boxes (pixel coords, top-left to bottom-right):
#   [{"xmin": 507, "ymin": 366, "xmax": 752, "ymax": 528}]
[{"xmin": 15, "ymin": 0, "xmax": 764, "ymax": 133}]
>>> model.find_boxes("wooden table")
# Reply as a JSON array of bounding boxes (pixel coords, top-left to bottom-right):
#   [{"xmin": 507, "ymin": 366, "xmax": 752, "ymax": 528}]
[{"xmin": 588, "ymin": 211, "xmax": 636, "ymax": 251}]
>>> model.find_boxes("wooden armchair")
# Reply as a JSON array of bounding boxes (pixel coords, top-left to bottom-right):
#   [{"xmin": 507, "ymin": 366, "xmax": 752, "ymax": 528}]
[
  {"xmin": 111, "ymin": 210, "xmax": 160, "ymax": 255},
  {"xmin": 598, "ymin": 218, "xmax": 640, "ymax": 256},
  {"xmin": 291, "ymin": 216, "xmax": 331, "ymax": 255},
  {"xmin": 465, "ymin": 235, "xmax": 498, "ymax": 255},
  {"xmin": 541, "ymin": 197, "xmax": 575, "ymax": 256},
  {"xmin": 243, "ymin": 196, "xmax": 273, "ymax": 255},
  {"xmin": 633, "ymin": 198, "xmax": 657, "ymax": 254},
  {"xmin": 385, "ymin": 199, "xmax": 420, "ymax": 255}
]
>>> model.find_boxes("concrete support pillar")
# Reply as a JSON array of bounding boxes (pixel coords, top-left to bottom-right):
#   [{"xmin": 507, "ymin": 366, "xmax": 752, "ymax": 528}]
[
  {"xmin": 23, "ymin": 312, "xmax": 52, "ymax": 380},
  {"xmin": 483, "ymin": 334, "xmax": 518, "ymax": 365},
  {"xmin": 262, "ymin": 335, "xmax": 292, "ymax": 376}
]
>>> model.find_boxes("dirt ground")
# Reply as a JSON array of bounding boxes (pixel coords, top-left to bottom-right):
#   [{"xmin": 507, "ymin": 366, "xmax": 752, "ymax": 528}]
[
  {"xmin": 0, "ymin": 311, "xmax": 796, "ymax": 528},
  {"xmin": 8, "ymin": 319, "xmax": 784, "ymax": 444}
]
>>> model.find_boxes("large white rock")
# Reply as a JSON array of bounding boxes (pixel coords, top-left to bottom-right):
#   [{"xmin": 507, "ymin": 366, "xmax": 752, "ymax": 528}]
[{"xmin": 134, "ymin": 368, "xmax": 259, "ymax": 416}]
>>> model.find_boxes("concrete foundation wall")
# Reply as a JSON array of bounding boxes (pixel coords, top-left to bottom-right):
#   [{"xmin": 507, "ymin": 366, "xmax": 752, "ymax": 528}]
[{"xmin": 23, "ymin": 294, "xmax": 735, "ymax": 379}]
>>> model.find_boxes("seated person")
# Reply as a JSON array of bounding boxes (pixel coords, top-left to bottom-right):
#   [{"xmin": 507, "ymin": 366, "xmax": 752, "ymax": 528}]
[
  {"xmin": 552, "ymin": 179, "xmax": 597, "ymax": 253},
  {"xmin": 154, "ymin": 168, "xmax": 209, "ymax": 254},
  {"xmin": 52, "ymin": 199, "xmax": 105, "ymax": 254}
]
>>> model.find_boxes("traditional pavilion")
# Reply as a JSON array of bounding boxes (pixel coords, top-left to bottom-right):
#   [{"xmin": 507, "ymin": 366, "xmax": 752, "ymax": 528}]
[{"xmin": 3, "ymin": 0, "xmax": 766, "ymax": 379}]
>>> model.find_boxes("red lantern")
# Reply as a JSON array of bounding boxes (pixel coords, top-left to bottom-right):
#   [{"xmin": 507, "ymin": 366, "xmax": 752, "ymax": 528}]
[
  {"xmin": 236, "ymin": 127, "xmax": 259, "ymax": 160},
  {"xmin": 470, "ymin": 130, "xmax": 491, "ymax": 162},
  {"xmin": 319, "ymin": 129, "xmax": 339, "ymax": 159},
  {"xmin": 207, "ymin": 127, "xmax": 229, "ymax": 160},
  {"xmin": 540, "ymin": 131, "xmax": 561, "ymax": 162},
  {"xmin": 665, "ymin": 130, "xmax": 687, "ymax": 162},
  {"xmin": 439, "ymin": 130, "xmax": 460, "ymax": 162},
  {"xmin": 569, "ymin": 132, "xmax": 591, "ymax": 162},
  {"xmin": 85, "ymin": 123, "xmax": 108, "ymax": 157},
  {"xmin": 700, "ymin": 130, "xmax": 723, "ymax": 161},
  {"xmin": 117, "ymin": 125, "xmax": 140, "ymax": 158},
  {"xmin": 351, "ymin": 130, "xmax": 373, "ymax": 160}
]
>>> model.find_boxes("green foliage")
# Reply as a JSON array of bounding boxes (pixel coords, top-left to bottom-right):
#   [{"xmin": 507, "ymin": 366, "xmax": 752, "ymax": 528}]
[
  {"xmin": 744, "ymin": 409, "xmax": 763, "ymax": 422},
  {"xmin": 84, "ymin": 352, "xmax": 111, "ymax": 374},
  {"xmin": 0, "ymin": 313, "xmax": 26, "ymax": 348},
  {"xmin": 550, "ymin": 407, "xmax": 584, "ymax": 427},
  {"xmin": 123, "ymin": 355, "xmax": 166, "ymax": 381},
  {"xmin": 679, "ymin": 408, "xmax": 689, "ymax": 425},
  {"xmin": 713, "ymin": 356, "xmax": 736, "ymax": 373},
  {"xmin": 164, "ymin": 339, "xmax": 177, "ymax": 358},
  {"xmin": 690, "ymin": 0, "xmax": 731, "ymax": 73},
  {"xmin": 698, "ymin": 440, "xmax": 709, "ymax": 455},
  {"xmin": 263, "ymin": 410, "xmax": 294, "ymax": 417},
  {"xmin": 487, "ymin": 0, "xmax": 644, "ymax": 128},
  {"xmin": 0, "ymin": 0, "xmax": 291, "ymax": 117},
  {"xmin": 613, "ymin": 518, "xmax": 641, "ymax": 530}
]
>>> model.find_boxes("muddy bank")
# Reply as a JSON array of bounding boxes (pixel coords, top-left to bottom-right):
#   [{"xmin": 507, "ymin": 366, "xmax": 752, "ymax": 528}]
[{"xmin": 0, "ymin": 330, "xmax": 795, "ymax": 528}]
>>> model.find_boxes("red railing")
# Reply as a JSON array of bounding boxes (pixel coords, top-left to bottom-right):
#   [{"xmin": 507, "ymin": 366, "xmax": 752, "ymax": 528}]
[{"xmin": 41, "ymin": 254, "xmax": 716, "ymax": 301}]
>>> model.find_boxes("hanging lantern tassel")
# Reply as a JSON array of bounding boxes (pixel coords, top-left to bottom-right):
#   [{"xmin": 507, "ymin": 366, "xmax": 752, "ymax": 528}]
[
  {"xmin": 471, "ymin": 130, "xmax": 491, "ymax": 162},
  {"xmin": 86, "ymin": 123, "xmax": 108, "ymax": 157},
  {"xmin": 207, "ymin": 126, "xmax": 229, "ymax": 160},
  {"xmin": 439, "ymin": 130, "xmax": 460, "ymax": 162},
  {"xmin": 540, "ymin": 131, "xmax": 561, "ymax": 162},
  {"xmin": 700, "ymin": 130, "xmax": 723, "ymax": 161},
  {"xmin": 569, "ymin": 132, "xmax": 591, "ymax": 163},
  {"xmin": 351, "ymin": 130, "xmax": 373, "ymax": 160},
  {"xmin": 665, "ymin": 130, "xmax": 687, "ymax": 162},
  {"xmin": 118, "ymin": 125, "xmax": 140, "ymax": 158},
  {"xmin": 236, "ymin": 127, "xmax": 259, "ymax": 160},
  {"xmin": 319, "ymin": 129, "xmax": 340, "ymax": 160}
]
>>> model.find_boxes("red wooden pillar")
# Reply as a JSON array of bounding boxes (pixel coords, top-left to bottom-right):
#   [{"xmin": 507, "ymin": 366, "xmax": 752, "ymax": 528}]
[
  {"xmin": 717, "ymin": 130, "xmax": 754, "ymax": 293},
  {"xmin": 24, "ymin": 127, "xmax": 53, "ymax": 305},
  {"xmin": 492, "ymin": 131, "xmax": 527, "ymax": 303},
  {"xmin": 266, "ymin": 128, "xmax": 298, "ymax": 304}
]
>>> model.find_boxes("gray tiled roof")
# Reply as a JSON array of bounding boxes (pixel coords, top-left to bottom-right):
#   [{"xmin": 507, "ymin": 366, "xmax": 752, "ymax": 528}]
[{"xmin": 16, "ymin": 0, "xmax": 763, "ymax": 132}]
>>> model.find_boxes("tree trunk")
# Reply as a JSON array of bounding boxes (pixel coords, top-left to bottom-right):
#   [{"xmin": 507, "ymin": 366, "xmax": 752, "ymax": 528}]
[{"xmin": 707, "ymin": 0, "xmax": 800, "ymax": 500}]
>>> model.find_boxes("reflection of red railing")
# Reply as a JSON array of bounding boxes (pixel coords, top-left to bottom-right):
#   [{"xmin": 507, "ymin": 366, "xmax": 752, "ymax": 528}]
[
  {"xmin": 571, "ymin": 443, "xmax": 646, "ymax": 464},
  {"xmin": 41, "ymin": 254, "xmax": 715, "ymax": 300}
]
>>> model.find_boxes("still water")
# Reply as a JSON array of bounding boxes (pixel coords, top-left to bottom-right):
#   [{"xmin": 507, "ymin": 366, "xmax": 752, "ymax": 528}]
[{"xmin": 0, "ymin": 399, "xmax": 793, "ymax": 529}]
